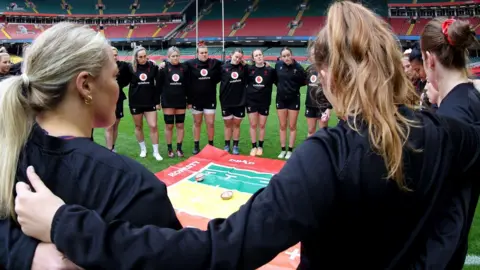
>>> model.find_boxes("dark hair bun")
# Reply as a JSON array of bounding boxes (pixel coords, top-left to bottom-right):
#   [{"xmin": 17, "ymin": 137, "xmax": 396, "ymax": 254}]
[{"xmin": 449, "ymin": 20, "xmax": 477, "ymax": 49}]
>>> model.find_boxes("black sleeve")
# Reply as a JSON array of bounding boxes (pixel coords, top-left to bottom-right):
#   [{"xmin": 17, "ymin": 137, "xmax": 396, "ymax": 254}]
[
  {"xmin": 156, "ymin": 66, "xmax": 165, "ymax": 100},
  {"xmin": 51, "ymin": 137, "xmax": 337, "ymax": 269},
  {"xmin": 153, "ymin": 65, "xmax": 161, "ymax": 105},
  {"xmin": 272, "ymin": 68, "xmax": 278, "ymax": 86},
  {"xmin": 214, "ymin": 59, "xmax": 223, "ymax": 84},
  {"xmin": 183, "ymin": 64, "xmax": 192, "ymax": 104},
  {"xmin": 441, "ymin": 116, "xmax": 480, "ymax": 173},
  {"xmin": 297, "ymin": 63, "xmax": 307, "ymax": 87},
  {"xmin": 52, "ymin": 158, "xmax": 182, "ymax": 269},
  {"xmin": 118, "ymin": 63, "xmax": 132, "ymax": 89},
  {"xmin": 0, "ymin": 219, "xmax": 39, "ymax": 270}
]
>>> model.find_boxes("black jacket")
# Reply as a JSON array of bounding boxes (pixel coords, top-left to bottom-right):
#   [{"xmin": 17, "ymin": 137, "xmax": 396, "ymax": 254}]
[{"xmin": 275, "ymin": 60, "xmax": 307, "ymax": 101}]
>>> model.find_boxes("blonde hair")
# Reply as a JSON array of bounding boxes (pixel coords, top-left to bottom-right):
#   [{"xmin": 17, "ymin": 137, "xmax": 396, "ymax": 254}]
[
  {"xmin": 111, "ymin": 46, "xmax": 118, "ymax": 53},
  {"xmin": 0, "ymin": 52, "xmax": 10, "ymax": 61},
  {"xmin": 167, "ymin": 46, "xmax": 180, "ymax": 58},
  {"xmin": 0, "ymin": 22, "xmax": 109, "ymax": 219},
  {"xmin": 312, "ymin": 2, "xmax": 419, "ymax": 188},
  {"xmin": 132, "ymin": 46, "xmax": 147, "ymax": 72}
]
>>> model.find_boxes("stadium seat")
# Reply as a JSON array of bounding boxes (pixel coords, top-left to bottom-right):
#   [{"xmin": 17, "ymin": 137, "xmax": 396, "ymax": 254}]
[
  {"xmin": 389, "ymin": 18, "xmax": 412, "ymax": 36},
  {"xmin": 31, "ymin": 0, "xmax": 66, "ymax": 14},
  {"xmin": 409, "ymin": 18, "xmax": 428, "ymax": 36},
  {"xmin": 65, "ymin": 0, "xmax": 98, "ymax": 14},
  {"xmin": 135, "ymin": 0, "xmax": 166, "ymax": 14},
  {"xmin": 104, "ymin": 25, "xmax": 130, "ymax": 39},
  {"xmin": 102, "ymin": 0, "xmax": 132, "ymax": 14}
]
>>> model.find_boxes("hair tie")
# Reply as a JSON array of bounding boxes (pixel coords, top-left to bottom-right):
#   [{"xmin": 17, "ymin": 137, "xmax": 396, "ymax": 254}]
[
  {"xmin": 20, "ymin": 74, "xmax": 30, "ymax": 97},
  {"xmin": 442, "ymin": 19, "xmax": 455, "ymax": 46}
]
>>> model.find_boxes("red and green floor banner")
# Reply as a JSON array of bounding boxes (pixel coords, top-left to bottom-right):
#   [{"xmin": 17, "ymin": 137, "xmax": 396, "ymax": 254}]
[{"xmin": 155, "ymin": 145, "xmax": 300, "ymax": 269}]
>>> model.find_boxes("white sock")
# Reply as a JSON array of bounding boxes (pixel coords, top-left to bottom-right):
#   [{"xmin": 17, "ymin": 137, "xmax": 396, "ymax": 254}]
[
  {"xmin": 139, "ymin": 141, "xmax": 146, "ymax": 151},
  {"xmin": 153, "ymin": 144, "xmax": 159, "ymax": 154}
]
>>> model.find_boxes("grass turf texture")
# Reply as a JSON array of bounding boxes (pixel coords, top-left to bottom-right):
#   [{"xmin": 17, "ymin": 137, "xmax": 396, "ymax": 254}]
[{"xmin": 92, "ymin": 77, "xmax": 480, "ymax": 270}]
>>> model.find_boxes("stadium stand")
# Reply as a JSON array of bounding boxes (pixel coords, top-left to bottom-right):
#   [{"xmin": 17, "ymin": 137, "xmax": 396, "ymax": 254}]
[
  {"xmin": 0, "ymin": 22, "xmax": 180, "ymax": 40},
  {"xmin": 0, "ymin": 0, "xmax": 191, "ymax": 14},
  {"xmin": 0, "ymin": 0, "xmax": 478, "ymax": 65}
]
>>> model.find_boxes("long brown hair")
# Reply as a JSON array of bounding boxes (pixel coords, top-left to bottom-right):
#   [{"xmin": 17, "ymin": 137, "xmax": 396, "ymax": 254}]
[{"xmin": 312, "ymin": 1, "xmax": 419, "ymax": 188}]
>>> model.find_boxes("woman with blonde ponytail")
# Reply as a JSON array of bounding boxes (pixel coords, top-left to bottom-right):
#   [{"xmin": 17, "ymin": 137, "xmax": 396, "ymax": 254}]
[
  {"xmin": 11, "ymin": 3, "xmax": 480, "ymax": 269},
  {"xmin": 0, "ymin": 22, "xmax": 181, "ymax": 269}
]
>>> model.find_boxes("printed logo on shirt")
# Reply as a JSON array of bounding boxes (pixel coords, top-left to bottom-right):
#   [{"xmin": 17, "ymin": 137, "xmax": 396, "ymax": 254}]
[
  {"xmin": 170, "ymin": 73, "xmax": 182, "ymax": 86},
  {"xmin": 231, "ymin": 72, "xmax": 239, "ymax": 80},
  {"xmin": 200, "ymin": 69, "xmax": 208, "ymax": 76},
  {"xmin": 139, "ymin": 73, "xmax": 148, "ymax": 81},
  {"xmin": 255, "ymin": 76, "xmax": 263, "ymax": 84},
  {"xmin": 309, "ymin": 74, "xmax": 319, "ymax": 87}
]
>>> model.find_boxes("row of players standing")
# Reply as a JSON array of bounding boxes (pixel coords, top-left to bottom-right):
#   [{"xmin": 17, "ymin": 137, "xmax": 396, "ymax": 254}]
[{"xmin": 111, "ymin": 43, "xmax": 332, "ymax": 160}]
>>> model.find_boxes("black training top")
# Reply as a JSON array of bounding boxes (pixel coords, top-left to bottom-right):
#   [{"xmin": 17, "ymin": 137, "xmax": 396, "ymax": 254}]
[
  {"xmin": 45, "ymin": 106, "xmax": 480, "ymax": 270},
  {"xmin": 245, "ymin": 64, "xmax": 276, "ymax": 108},
  {"xmin": 305, "ymin": 65, "xmax": 331, "ymax": 110},
  {"xmin": 0, "ymin": 124, "xmax": 182, "ymax": 270},
  {"xmin": 185, "ymin": 58, "xmax": 222, "ymax": 106},
  {"xmin": 157, "ymin": 62, "xmax": 190, "ymax": 109},
  {"xmin": 128, "ymin": 61, "xmax": 161, "ymax": 108},
  {"xmin": 219, "ymin": 61, "xmax": 247, "ymax": 108},
  {"xmin": 413, "ymin": 82, "xmax": 480, "ymax": 269}
]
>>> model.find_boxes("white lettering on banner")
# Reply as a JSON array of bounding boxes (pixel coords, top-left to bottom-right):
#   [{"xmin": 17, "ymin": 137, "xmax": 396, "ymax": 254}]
[
  {"xmin": 228, "ymin": 159, "xmax": 255, "ymax": 165},
  {"xmin": 285, "ymin": 248, "xmax": 301, "ymax": 260},
  {"xmin": 168, "ymin": 161, "xmax": 200, "ymax": 177}
]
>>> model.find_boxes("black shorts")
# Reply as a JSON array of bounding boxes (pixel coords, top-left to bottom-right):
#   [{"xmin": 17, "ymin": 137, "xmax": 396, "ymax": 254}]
[
  {"xmin": 276, "ymin": 95, "xmax": 300, "ymax": 111},
  {"xmin": 191, "ymin": 102, "xmax": 216, "ymax": 114},
  {"xmin": 116, "ymin": 100, "xmax": 124, "ymax": 119},
  {"xmin": 129, "ymin": 106, "xmax": 157, "ymax": 115},
  {"xmin": 305, "ymin": 106, "xmax": 323, "ymax": 118},
  {"xmin": 246, "ymin": 105, "xmax": 269, "ymax": 116},
  {"xmin": 222, "ymin": 106, "xmax": 245, "ymax": 119}
]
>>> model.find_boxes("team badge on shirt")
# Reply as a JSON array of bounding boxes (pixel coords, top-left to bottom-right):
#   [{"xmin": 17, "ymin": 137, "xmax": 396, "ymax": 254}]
[
  {"xmin": 255, "ymin": 76, "xmax": 263, "ymax": 84},
  {"xmin": 139, "ymin": 73, "xmax": 148, "ymax": 81},
  {"xmin": 200, "ymin": 69, "xmax": 208, "ymax": 76},
  {"xmin": 172, "ymin": 74, "xmax": 180, "ymax": 82},
  {"xmin": 310, "ymin": 75, "xmax": 318, "ymax": 83},
  {"xmin": 231, "ymin": 71, "xmax": 239, "ymax": 79}
]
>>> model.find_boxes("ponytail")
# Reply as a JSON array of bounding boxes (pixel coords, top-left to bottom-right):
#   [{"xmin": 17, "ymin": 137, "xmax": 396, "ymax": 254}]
[{"xmin": 0, "ymin": 75, "xmax": 33, "ymax": 219}]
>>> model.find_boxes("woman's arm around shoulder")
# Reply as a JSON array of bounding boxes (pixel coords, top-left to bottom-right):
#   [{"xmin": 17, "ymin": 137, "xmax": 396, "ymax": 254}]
[{"xmin": 47, "ymin": 136, "xmax": 339, "ymax": 269}]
